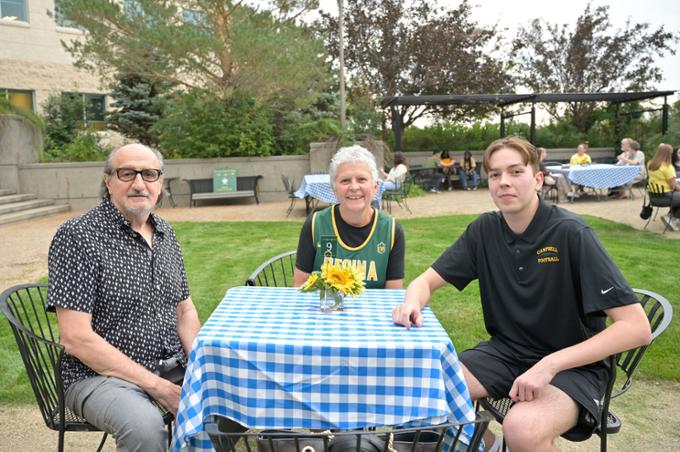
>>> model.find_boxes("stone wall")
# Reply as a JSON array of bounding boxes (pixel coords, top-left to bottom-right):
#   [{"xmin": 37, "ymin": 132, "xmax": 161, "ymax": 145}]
[
  {"xmin": 9, "ymin": 142, "xmax": 615, "ymax": 211},
  {"xmin": 0, "ymin": 114, "xmax": 43, "ymax": 191},
  {"xmin": 404, "ymin": 148, "xmax": 616, "ymax": 173},
  {"xmin": 17, "ymin": 154, "xmax": 311, "ymax": 211}
]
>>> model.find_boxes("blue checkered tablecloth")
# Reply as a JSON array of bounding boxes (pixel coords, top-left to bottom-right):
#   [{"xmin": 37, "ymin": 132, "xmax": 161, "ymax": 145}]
[
  {"xmin": 294, "ymin": 174, "xmax": 386, "ymax": 203},
  {"xmin": 547, "ymin": 164, "xmax": 640, "ymax": 189},
  {"xmin": 171, "ymin": 286, "xmax": 475, "ymax": 452}
]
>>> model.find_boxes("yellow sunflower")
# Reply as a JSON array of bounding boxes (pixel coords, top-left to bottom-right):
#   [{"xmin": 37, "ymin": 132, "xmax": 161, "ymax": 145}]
[
  {"xmin": 321, "ymin": 262, "xmax": 364, "ymax": 296},
  {"xmin": 300, "ymin": 272, "xmax": 320, "ymax": 292}
]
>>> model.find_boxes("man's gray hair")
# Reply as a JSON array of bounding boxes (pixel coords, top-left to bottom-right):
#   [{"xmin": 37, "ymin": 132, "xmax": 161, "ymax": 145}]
[
  {"xmin": 100, "ymin": 144, "xmax": 165, "ymax": 199},
  {"xmin": 328, "ymin": 145, "xmax": 379, "ymax": 190}
]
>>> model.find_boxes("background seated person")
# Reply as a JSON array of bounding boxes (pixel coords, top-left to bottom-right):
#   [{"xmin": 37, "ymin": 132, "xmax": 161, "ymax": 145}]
[
  {"xmin": 569, "ymin": 143, "xmax": 592, "ymax": 165},
  {"xmin": 294, "ymin": 145, "xmax": 405, "ymax": 289},
  {"xmin": 439, "ymin": 150, "xmax": 456, "ymax": 191},
  {"xmin": 568, "ymin": 143, "xmax": 591, "ymax": 197},
  {"xmin": 427, "ymin": 149, "xmax": 443, "ymax": 193},
  {"xmin": 647, "ymin": 143, "xmax": 680, "ymax": 231},
  {"xmin": 380, "ymin": 151, "xmax": 408, "ymax": 191},
  {"xmin": 672, "ymin": 146, "xmax": 680, "ymax": 178},
  {"xmin": 393, "ymin": 136, "xmax": 651, "ymax": 452},
  {"xmin": 538, "ymin": 147, "xmax": 570, "ymax": 203},
  {"xmin": 460, "ymin": 151, "xmax": 479, "ymax": 191},
  {"xmin": 612, "ymin": 138, "xmax": 646, "ymax": 199}
]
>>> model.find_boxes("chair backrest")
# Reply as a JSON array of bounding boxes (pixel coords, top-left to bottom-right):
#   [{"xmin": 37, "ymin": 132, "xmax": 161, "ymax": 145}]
[
  {"xmin": 206, "ymin": 413, "xmax": 493, "ymax": 452},
  {"xmin": 281, "ymin": 175, "xmax": 295, "ymax": 195},
  {"xmin": 0, "ymin": 283, "xmax": 63, "ymax": 430},
  {"xmin": 611, "ymin": 288, "xmax": 673, "ymax": 399},
  {"xmin": 246, "ymin": 251, "xmax": 297, "ymax": 287},
  {"xmin": 401, "ymin": 176, "xmax": 414, "ymax": 195}
]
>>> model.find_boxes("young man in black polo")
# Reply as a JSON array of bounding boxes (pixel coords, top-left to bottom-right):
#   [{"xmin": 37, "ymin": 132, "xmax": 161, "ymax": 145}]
[{"xmin": 392, "ymin": 136, "xmax": 651, "ymax": 452}]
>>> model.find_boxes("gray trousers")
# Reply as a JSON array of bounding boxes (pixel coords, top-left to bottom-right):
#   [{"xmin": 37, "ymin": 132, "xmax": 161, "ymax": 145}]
[{"xmin": 65, "ymin": 376, "xmax": 167, "ymax": 452}]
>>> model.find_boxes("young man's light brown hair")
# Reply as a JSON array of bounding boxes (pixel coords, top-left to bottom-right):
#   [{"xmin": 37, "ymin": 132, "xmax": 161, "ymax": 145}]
[{"xmin": 482, "ymin": 136, "xmax": 540, "ymax": 174}]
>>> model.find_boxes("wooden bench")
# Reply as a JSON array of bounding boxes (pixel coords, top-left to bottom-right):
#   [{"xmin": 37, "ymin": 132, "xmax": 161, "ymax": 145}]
[{"xmin": 185, "ymin": 176, "xmax": 263, "ymax": 207}]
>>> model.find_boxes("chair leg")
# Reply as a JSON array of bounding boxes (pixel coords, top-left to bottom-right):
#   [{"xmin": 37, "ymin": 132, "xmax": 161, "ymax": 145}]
[
  {"xmin": 58, "ymin": 429, "xmax": 65, "ymax": 452},
  {"xmin": 402, "ymin": 197, "xmax": 412, "ymax": 214},
  {"xmin": 95, "ymin": 432, "xmax": 109, "ymax": 452},
  {"xmin": 167, "ymin": 421, "xmax": 173, "ymax": 449}
]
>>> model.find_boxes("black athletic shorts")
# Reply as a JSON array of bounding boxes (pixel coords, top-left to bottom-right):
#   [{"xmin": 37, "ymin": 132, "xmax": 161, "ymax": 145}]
[{"xmin": 460, "ymin": 340, "xmax": 609, "ymax": 441}]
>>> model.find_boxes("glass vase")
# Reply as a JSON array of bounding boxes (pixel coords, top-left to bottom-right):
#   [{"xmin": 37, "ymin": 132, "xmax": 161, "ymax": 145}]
[{"xmin": 319, "ymin": 287, "xmax": 344, "ymax": 312}]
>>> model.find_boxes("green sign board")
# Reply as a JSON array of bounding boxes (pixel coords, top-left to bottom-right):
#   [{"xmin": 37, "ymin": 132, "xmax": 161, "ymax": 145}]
[{"xmin": 213, "ymin": 167, "xmax": 237, "ymax": 192}]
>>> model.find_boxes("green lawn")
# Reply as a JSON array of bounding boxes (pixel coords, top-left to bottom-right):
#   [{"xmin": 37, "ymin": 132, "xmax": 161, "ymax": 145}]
[{"xmin": 1, "ymin": 215, "xmax": 677, "ymax": 404}]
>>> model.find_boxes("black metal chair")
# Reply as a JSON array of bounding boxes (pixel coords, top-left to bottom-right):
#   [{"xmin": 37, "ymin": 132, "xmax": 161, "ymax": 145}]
[
  {"xmin": 282, "ymin": 175, "xmax": 297, "ymax": 217},
  {"xmin": 477, "ymin": 288, "xmax": 673, "ymax": 452},
  {"xmin": 382, "ymin": 176, "xmax": 414, "ymax": 214},
  {"xmin": 0, "ymin": 283, "xmax": 174, "ymax": 452},
  {"xmin": 206, "ymin": 413, "xmax": 494, "ymax": 452},
  {"xmin": 246, "ymin": 250, "xmax": 297, "ymax": 287},
  {"xmin": 541, "ymin": 182, "xmax": 559, "ymax": 204},
  {"xmin": 644, "ymin": 183, "xmax": 677, "ymax": 233}
]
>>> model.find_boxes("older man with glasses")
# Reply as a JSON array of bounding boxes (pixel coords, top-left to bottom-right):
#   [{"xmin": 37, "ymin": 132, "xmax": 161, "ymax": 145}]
[{"xmin": 46, "ymin": 143, "xmax": 200, "ymax": 451}]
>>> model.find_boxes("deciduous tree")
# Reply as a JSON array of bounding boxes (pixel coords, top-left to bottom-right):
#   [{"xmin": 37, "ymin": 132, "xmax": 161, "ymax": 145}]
[
  {"xmin": 316, "ymin": 0, "xmax": 512, "ymax": 148},
  {"xmin": 511, "ymin": 4, "xmax": 677, "ymax": 132}
]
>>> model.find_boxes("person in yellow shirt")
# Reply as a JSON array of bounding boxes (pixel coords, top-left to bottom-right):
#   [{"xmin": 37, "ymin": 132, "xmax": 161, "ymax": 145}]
[
  {"xmin": 569, "ymin": 143, "xmax": 592, "ymax": 165},
  {"xmin": 439, "ymin": 150, "xmax": 456, "ymax": 191},
  {"xmin": 647, "ymin": 143, "xmax": 680, "ymax": 231}
]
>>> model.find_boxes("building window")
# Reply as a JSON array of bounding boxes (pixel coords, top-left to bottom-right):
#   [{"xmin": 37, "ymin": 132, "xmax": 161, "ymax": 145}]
[
  {"xmin": 54, "ymin": 0, "xmax": 79, "ymax": 28},
  {"xmin": 1, "ymin": 88, "xmax": 34, "ymax": 112},
  {"xmin": 63, "ymin": 92, "xmax": 107, "ymax": 128},
  {"xmin": 0, "ymin": 0, "xmax": 28, "ymax": 22}
]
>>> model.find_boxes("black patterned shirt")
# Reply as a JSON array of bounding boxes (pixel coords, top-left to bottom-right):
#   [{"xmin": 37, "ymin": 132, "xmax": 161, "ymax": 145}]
[{"xmin": 47, "ymin": 198, "xmax": 191, "ymax": 388}]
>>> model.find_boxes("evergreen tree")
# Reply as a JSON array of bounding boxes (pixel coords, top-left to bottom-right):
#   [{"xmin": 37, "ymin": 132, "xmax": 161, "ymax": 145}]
[{"xmin": 107, "ymin": 73, "xmax": 170, "ymax": 146}]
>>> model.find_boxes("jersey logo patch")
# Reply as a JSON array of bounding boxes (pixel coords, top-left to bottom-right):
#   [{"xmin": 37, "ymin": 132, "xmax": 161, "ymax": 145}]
[
  {"xmin": 536, "ymin": 245, "xmax": 560, "ymax": 263},
  {"xmin": 377, "ymin": 242, "xmax": 386, "ymax": 254}
]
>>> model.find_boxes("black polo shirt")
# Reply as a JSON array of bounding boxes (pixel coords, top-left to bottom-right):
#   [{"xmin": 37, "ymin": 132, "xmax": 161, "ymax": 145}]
[
  {"xmin": 47, "ymin": 198, "xmax": 191, "ymax": 388},
  {"xmin": 432, "ymin": 199, "xmax": 638, "ymax": 360}
]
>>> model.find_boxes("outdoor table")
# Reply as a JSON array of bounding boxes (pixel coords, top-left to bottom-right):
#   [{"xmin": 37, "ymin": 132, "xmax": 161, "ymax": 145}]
[
  {"xmin": 547, "ymin": 164, "xmax": 640, "ymax": 199},
  {"xmin": 547, "ymin": 164, "xmax": 640, "ymax": 189},
  {"xmin": 170, "ymin": 286, "xmax": 475, "ymax": 452},
  {"xmin": 294, "ymin": 174, "xmax": 386, "ymax": 214}
]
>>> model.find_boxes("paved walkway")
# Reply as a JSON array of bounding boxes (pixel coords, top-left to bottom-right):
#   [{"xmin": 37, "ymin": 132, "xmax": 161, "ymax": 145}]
[{"xmin": 1, "ymin": 189, "xmax": 678, "ymax": 451}]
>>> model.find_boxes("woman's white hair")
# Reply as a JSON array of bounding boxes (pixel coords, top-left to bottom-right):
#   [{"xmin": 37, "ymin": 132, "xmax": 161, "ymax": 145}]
[{"xmin": 328, "ymin": 145, "xmax": 379, "ymax": 189}]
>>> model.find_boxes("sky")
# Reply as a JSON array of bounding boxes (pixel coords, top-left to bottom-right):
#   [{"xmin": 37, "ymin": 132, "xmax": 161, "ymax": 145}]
[{"xmin": 316, "ymin": 0, "xmax": 680, "ymax": 104}]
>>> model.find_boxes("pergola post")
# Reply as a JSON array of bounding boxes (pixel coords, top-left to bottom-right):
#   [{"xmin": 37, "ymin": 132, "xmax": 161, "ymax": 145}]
[
  {"xmin": 662, "ymin": 96, "xmax": 669, "ymax": 135},
  {"xmin": 500, "ymin": 108, "xmax": 505, "ymax": 138},
  {"xmin": 614, "ymin": 103, "xmax": 621, "ymax": 150},
  {"xmin": 391, "ymin": 106, "xmax": 402, "ymax": 152},
  {"xmin": 530, "ymin": 104, "xmax": 536, "ymax": 144}
]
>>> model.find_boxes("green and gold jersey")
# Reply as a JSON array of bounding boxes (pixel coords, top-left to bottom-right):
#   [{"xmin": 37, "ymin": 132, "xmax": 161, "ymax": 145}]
[{"xmin": 311, "ymin": 207, "xmax": 395, "ymax": 289}]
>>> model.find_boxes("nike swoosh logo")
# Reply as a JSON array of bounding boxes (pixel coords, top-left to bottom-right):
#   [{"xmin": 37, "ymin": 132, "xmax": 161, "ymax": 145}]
[{"xmin": 601, "ymin": 287, "xmax": 614, "ymax": 295}]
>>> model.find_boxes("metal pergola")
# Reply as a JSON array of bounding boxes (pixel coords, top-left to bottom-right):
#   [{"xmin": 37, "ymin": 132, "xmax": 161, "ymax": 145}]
[{"xmin": 380, "ymin": 91, "xmax": 675, "ymax": 151}]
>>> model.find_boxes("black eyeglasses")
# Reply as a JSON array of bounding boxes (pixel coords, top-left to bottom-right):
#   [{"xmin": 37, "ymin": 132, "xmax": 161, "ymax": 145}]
[{"xmin": 112, "ymin": 168, "xmax": 163, "ymax": 182}]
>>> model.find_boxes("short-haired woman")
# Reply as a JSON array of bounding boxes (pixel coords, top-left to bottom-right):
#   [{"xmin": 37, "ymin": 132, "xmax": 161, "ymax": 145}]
[{"xmin": 293, "ymin": 145, "xmax": 406, "ymax": 288}]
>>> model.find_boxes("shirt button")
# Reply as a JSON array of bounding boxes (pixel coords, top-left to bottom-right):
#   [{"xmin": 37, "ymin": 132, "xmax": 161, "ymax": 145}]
[
  {"xmin": 515, "ymin": 249, "xmax": 520, "ymax": 254},
  {"xmin": 518, "ymin": 266, "xmax": 524, "ymax": 271}
]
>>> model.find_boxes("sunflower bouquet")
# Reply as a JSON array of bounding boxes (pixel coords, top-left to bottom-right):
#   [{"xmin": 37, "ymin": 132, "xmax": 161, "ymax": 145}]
[{"xmin": 299, "ymin": 261, "xmax": 365, "ymax": 311}]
